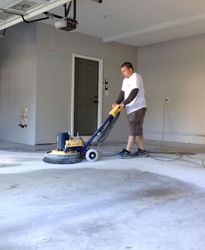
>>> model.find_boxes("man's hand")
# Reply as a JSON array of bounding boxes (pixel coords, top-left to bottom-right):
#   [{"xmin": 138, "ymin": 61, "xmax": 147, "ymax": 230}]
[
  {"xmin": 112, "ymin": 103, "xmax": 117, "ymax": 108},
  {"xmin": 112, "ymin": 103, "xmax": 125, "ymax": 112},
  {"xmin": 112, "ymin": 103, "xmax": 125, "ymax": 109}
]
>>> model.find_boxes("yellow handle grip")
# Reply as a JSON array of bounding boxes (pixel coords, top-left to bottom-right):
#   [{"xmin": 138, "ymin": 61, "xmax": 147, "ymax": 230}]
[{"xmin": 109, "ymin": 104, "xmax": 124, "ymax": 117}]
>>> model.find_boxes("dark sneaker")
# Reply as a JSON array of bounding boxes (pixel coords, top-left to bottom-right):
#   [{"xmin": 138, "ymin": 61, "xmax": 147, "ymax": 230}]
[
  {"xmin": 132, "ymin": 149, "xmax": 149, "ymax": 157},
  {"xmin": 117, "ymin": 148, "xmax": 131, "ymax": 159}
]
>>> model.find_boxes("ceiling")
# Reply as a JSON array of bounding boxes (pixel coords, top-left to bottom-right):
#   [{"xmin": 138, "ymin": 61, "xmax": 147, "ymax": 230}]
[
  {"xmin": 2, "ymin": 0, "xmax": 205, "ymax": 46},
  {"xmin": 76, "ymin": 0, "xmax": 205, "ymax": 46}
]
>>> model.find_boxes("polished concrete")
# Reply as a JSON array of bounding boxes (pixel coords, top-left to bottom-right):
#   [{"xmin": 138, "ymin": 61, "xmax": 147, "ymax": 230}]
[{"xmin": 0, "ymin": 140, "xmax": 205, "ymax": 250}]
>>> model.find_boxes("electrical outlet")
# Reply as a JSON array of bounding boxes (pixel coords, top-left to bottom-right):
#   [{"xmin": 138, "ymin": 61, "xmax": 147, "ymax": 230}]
[{"xmin": 165, "ymin": 97, "xmax": 169, "ymax": 102}]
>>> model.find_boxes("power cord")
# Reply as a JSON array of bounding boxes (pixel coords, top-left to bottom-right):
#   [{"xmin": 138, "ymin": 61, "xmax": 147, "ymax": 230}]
[
  {"xmin": 149, "ymin": 151, "xmax": 205, "ymax": 168},
  {"xmin": 149, "ymin": 153, "xmax": 184, "ymax": 162},
  {"xmin": 184, "ymin": 154, "xmax": 205, "ymax": 169},
  {"xmin": 97, "ymin": 149, "xmax": 205, "ymax": 168}
]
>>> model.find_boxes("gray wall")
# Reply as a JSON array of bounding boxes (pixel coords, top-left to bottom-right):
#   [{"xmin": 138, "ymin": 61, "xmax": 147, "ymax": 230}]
[
  {"xmin": 4, "ymin": 22, "xmax": 205, "ymax": 145},
  {"xmin": 35, "ymin": 23, "xmax": 138, "ymax": 144},
  {"xmin": 0, "ymin": 23, "xmax": 37, "ymax": 145},
  {"xmin": 0, "ymin": 22, "xmax": 138, "ymax": 145},
  {"xmin": 0, "ymin": 24, "xmax": 205, "ymax": 144},
  {"xmin": 138, "ymin": 34, "xmax": 205, "ymax": 144}
]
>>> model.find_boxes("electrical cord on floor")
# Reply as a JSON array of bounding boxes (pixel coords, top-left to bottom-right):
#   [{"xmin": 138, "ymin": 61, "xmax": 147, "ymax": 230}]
[
  {"xmin": 89, "ymin": 135, "xmax": 205, "ymax": 168},
  {"xmin": 156, "ymin": 100, "xmax": 205, "ymax": 167},
  {"xmin": 96, "ymin": 148, "xmax": 205, "ymax": 168},
  {"xmin": 149, "ymin": 152, "xmax": 205, "ymax": 168},
  {"xmin": 184, "ymin": 154, "xmax": 205, "ymax": 169},
  {"xmin": 149, "ymin": 153, "xmax": 184, "ymax": 162}
]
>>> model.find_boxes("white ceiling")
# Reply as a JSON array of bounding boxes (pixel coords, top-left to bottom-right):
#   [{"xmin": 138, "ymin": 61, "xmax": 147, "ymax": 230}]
[
  {"xmin": 75, "ymin": 0, "xmax": 205, "ymax": 46},
  {"xmin": 2, "ymin": 0, "xmax": 205, "ymax": 46}
]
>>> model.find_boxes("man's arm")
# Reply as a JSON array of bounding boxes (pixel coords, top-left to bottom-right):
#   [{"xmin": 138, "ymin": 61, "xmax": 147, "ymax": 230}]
[
  {"xmin": 115, "ymin": 90, "xmax": 124, "ymax": 104},
  {"xmin": 112, "ymin": 90, "xmax": 125, "ymax": 108},
  {"xmin": 123, "ymin": 88, "xmax": 138, "ymax": 105}
]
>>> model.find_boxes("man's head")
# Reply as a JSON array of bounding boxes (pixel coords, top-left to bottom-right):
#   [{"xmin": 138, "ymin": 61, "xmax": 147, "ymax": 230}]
[{"xmin": 121, "ymin": 62, "xmax": 134, "ymax": 78}]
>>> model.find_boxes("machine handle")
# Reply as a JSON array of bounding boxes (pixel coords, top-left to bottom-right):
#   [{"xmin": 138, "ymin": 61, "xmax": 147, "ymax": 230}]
[{"xmin": 109, "ymin": 104, "xmax": 124, "ymax": 117}]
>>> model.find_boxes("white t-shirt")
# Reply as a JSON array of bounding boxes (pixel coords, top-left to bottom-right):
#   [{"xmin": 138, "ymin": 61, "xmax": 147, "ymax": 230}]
[{"xmin": 121, "ymin": 72, "xmax": 147, "ymax": 114}]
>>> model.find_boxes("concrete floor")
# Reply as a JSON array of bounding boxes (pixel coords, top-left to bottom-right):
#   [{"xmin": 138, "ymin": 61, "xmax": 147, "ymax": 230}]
[{"xmin": 0, "ymin": 140, "xmax": 205, "ymax": 250}]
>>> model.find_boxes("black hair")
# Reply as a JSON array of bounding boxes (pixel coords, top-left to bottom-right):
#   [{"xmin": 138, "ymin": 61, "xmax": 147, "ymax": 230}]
[{"xmin": 121, "ymin": 62, "xmax": 134, "ymax": 70}]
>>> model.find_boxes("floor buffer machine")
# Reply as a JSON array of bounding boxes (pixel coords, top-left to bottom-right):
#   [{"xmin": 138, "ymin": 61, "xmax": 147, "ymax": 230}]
[{"xmin": 43, "ymin": 104, "xmax": 123, "ymax": 164}]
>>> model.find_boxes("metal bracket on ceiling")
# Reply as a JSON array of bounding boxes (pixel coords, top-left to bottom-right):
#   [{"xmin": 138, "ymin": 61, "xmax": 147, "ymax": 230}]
[
  {"xmin": 43, "ymin": 0, "xmax": 76, "ymax": 21},
  {"xmin": 20, "ymin": 1, "xmax": 74, "ymax": 23},
  {"xmin": 0, "ymin": 29, "xmax": 6, "ymax": 38},
  {"xmin": 21, "ymin": 0, "xmax": 77, "ymax": 31},
  {"xmin": 0, "ymin": 0, "xmax": 77, "ymax": 28}
]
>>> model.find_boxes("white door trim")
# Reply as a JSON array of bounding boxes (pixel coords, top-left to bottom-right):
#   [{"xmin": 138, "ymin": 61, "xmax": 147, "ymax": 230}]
[{"xmin": 71, "ymin": 54, "xmax": 103, "ymax": 136}]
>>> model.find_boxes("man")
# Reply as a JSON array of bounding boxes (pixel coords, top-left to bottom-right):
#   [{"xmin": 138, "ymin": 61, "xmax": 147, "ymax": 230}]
[{"xmin": 112, "ymin": 62, "xmax": 148, "ymax": 158}]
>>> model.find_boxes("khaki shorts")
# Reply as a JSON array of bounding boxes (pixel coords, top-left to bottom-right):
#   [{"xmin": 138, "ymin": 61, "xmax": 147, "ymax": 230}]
[{"xmin": 127, "ymin": 107, "xmax": 147, "ymax": 136}]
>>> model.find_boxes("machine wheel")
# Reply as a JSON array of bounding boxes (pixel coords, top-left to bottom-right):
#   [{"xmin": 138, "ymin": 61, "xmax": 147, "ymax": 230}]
[
  {"xmin": 43, "ymin": 150, "xmax": 82, "ymax": 164},
  {"xmin": 85, "ymin": 149, "xmax": 99, "ymax": 162}
]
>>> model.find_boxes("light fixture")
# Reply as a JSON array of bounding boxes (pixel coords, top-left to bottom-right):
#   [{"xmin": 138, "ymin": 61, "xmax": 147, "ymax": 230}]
[{"xmin": 0, "ymin": 0, "xmax": 71, "ymax": 31}]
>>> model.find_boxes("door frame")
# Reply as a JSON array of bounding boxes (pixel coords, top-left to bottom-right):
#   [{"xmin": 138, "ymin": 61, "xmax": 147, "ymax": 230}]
[{"xmin": 71, "ymin": 53, "xmax": 103, "ymax": 136}]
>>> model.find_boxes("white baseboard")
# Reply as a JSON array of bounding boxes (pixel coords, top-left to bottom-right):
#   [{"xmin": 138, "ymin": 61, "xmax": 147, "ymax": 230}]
[{"xmin": 144, "ymin": 130, "xmax": 205, "ymax": 144}]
